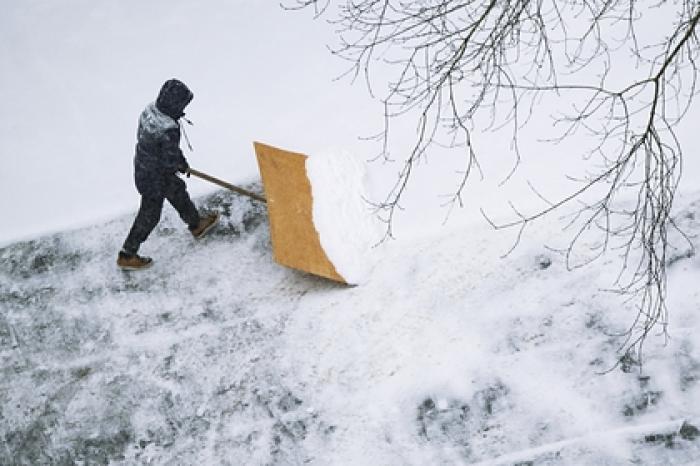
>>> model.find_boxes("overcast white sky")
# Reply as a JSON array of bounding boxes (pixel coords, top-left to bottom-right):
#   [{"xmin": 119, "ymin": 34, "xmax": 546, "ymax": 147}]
[
  {"xmin": 0, "ymin": 1, "xmax": 381, "ymax": 245},
  {"xmin": 1, "ymin": 1, "xmax": 698, "ymax": 246}
]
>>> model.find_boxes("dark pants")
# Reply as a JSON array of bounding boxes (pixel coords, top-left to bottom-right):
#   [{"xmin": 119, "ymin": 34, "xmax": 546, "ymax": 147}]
[{"xmin": 122, "ymin": 175, "xmax": 199, "ymax": 255}]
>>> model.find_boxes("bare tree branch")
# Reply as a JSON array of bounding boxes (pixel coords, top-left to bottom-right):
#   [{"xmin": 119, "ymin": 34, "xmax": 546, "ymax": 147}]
[{"xmin": 286, "ymin": 0, "xmax": 700, "ymax": 361}]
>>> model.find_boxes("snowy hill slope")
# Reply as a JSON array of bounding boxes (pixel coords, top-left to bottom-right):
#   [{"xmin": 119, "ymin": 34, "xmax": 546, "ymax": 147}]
[{"xmin": 1, "ymin": 188, "xmax": 700, "ymax": 465}]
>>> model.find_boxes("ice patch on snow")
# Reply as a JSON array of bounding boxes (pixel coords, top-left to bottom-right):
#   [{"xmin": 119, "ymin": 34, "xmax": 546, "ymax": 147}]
[{"xmin": 306, "ymin": 149, "xmax": 381, "ymax": 284}]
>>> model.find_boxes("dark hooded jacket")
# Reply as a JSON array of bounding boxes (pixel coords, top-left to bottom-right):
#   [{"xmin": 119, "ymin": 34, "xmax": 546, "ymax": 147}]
[{"xmin": 134, "ymin": 79, "xmax": 193, "ymax": 196}]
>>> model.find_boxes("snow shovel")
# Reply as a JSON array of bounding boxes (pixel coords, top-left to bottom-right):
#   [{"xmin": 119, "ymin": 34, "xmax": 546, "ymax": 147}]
[
  {"xmin": 188, "ymin": 144, "xmax": 346, "ymax": 284},
  {"xmin": 253, "ymin": 142, "xmax": 345, "ymax": 284},
  {"xmin": 188, "ymin": 168, "xmax": 267, "ymax": 203}
]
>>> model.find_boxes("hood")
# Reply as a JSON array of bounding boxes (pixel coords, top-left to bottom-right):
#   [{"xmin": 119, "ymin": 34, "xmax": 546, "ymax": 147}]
[{"xmin": 155, "ymin": 79, "xmax": 193, "ymax": 120}]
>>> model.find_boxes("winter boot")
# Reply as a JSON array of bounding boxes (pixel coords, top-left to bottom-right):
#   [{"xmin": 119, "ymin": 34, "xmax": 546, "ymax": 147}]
[
  {"xmin": 117, "ymin": 251, "xmax": 153, "ymax": 270},
  {"xmin": 190, "ymin": 212, "xmax": 219, "ymax": 239}
]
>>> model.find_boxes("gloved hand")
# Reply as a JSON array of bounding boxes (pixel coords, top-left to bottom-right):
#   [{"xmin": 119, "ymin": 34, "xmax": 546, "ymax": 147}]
[{"xmin": 178, "ymin": 161, "xmax": 191, "ymax": 178}]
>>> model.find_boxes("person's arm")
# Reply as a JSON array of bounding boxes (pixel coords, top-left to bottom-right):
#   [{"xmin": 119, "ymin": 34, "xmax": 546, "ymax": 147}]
[{"xmin": 161, "ymin": 127, "xmax": 189, "ymax": 173}]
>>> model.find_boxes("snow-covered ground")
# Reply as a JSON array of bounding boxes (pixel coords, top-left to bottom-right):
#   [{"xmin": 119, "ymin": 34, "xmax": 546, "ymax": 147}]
[{"xmin": 1, "ymin": 187, "xmax": 699, "ymax": 465}]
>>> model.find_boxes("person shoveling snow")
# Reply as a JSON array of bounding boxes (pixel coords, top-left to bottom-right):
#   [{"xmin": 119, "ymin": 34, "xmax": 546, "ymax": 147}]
[
  {"xmin": 112, "ymin": 81, "xmax": 377, "ymax": 279},
  {"xmin": 118, "ymin": 79, "xmax": 218, "ymax": 270}
]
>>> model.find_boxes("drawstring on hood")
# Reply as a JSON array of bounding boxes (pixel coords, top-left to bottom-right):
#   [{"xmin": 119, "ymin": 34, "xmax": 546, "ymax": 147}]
[{"xmin": 181, "ymin": 117, "xmax": 194, "ymax": 152}]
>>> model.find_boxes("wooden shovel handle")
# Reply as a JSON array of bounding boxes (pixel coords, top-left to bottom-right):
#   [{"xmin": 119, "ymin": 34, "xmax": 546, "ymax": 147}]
[{"xmin": 188, "ymin": 168, "xmax": 267, "ymax": 203}]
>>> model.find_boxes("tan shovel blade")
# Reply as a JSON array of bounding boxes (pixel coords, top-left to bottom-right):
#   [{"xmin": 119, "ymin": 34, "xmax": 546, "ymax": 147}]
[{"xmin": 253, "ymin": 142, "xmax": 345, "ymax": 283}]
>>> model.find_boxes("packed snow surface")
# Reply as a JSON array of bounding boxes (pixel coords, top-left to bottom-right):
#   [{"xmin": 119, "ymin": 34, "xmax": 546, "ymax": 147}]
[
  {"xmin": 306, "ymin": 150, "xmax": 382, "ymax": 284},
  {"xmin": 2, "ymin": 187, "xmax": 700, "ymax": 464}
]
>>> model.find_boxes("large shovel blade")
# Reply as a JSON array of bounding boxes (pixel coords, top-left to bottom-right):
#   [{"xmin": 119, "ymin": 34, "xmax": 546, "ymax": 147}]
[{"xmin": 253, "ymin": 142, "xmax": 346, "ymax": 283}]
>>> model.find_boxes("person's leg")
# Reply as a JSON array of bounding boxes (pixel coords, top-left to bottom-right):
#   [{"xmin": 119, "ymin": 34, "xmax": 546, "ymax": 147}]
[
  {"xmin": 122, "ymin": 195, "xmax": 165, "ymax": 255},
  {"xmin": 164, "ymin": 175, "xmax": 200, "ymax": 229}
]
